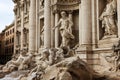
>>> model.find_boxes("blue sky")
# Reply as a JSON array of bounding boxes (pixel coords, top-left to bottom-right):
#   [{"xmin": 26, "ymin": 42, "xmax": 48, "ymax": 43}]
[{"xmin": 0, "ymin": 0, "xmax": 14, "ymax": 32}]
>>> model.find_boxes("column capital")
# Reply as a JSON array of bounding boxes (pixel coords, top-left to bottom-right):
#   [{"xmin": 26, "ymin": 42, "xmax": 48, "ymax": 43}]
[
  {"xmin": 13, "ymin": 5, "xmax": 17, "ymax": 15},
  {"xmin": 20, "ymin": 1, "xmax": 24, "ymax": 11},
  {"xmin": 53, "ymin": 10, "xmax": 60, "ymax": 14}
]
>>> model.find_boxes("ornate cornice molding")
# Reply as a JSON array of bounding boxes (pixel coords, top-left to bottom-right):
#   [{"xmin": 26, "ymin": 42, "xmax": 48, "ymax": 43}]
[
  {"xmin": 52, "ymin": 0, "xmax": 81, "ymax": 12},
  {"xmin": 13, "ymin": 5, "xmax": 17, "ymax": 15}
]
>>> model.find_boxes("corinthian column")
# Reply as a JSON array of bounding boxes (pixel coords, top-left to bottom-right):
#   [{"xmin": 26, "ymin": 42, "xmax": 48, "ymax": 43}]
[
  {"xmin": 81, "ymin": 0, "xmax": 92, "ymax": 49},
  {"xmin": 117, "ymin": 0, "xmax": 120, "ymax": 38},
  {"xmin": 55, "ymin": 11, "xmax": 60, "ymax": 48},
  {"xmin": 13, "ymin": 4, "xmax": 17, "ymax": 54},
  {"xmin": 44, "ymin": 0, "xmax": 51, "ymax": 48},
  {"xmin": 20, "ymin": 0, "xmax": 24, "ymax": 50},
  {"xmin": 29, "ymin": 0, "xmax": 36, "ymax": 52}
]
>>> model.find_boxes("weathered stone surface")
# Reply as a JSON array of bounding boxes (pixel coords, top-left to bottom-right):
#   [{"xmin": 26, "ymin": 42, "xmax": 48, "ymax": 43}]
[{"xmin": 42, "ymin": 56, "xmax": 94, "ymax": 80}]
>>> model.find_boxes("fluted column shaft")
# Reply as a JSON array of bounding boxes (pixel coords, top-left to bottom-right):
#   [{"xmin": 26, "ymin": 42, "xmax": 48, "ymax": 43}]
[
  {"xmin": 51, "ymin": 12, "xmax": 55, "ymax": 48},
  {"xmin": 79, "ymin": 4, "xmax": 82, "ymax": 46},
  {"xmin": 20, "ymin": 0, "xmax": 24, "ymax": 50},
  {"xmin": 92, "ymin": 0, "xmax": 97, "ymax": 48},
  {"xmin": 55, "ymin": 12, "xmax": 60, "ymax": 48},
  {"xmin": 29, "ymin": 0, "xmax": 36, "ymax": 52},
  {"xmin": 117, "ymin": 0, "xmax": 120, "ymax": 38},
  {"xmin": 44, "ymin": 0, "xmax": 51, "ymax": 48},
  {"xmin": 13, "ymin": 4, "xmax": 17, "ymax": 54},
  {"xmin": 81, "ymin": 0, "xmax": 92, "ymax": 47}
]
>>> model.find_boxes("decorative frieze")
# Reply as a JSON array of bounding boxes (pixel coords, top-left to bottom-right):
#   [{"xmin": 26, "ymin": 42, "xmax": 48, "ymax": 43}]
[
  {"xmin": 52, "ymin": 0, "xmax": 80, "ymax": 12},
  {"xmin": 13, "ymin": 5, "xmax": 17, "ymax": 15}
]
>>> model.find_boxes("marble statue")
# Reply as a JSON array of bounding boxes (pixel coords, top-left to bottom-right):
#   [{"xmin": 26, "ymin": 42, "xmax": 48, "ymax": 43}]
[
  {"xmin": 39, "ymin": 0, "xmax": 44, "ymax": 9},
  {"xmin": 40, "ymin": 26, "xmax": 44, "ymax": 47},
  {"xmin": 55, "ymin": 48, "xmax": 64, "ymax": 63},
  {"xmin": 27, "ymin": 48, "xmax": 50, "ymax": 80},
  {"xmin": 53, "ymin": 11, "xmax": 74, "ymax": 47},
  {"xmin": 1, "ymin": 50, "xmax": 33, "ymax": 73},
  {"xmin": 99, "ymin": 0, "xmax": 117, "ymax": 36}
]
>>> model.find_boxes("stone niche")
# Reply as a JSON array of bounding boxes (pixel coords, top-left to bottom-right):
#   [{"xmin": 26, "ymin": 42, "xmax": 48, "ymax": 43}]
[
  {"xmin": 72, "ymin": 10, "xmax": 79, "ymax": 47},
  {"xmin": 98, "ymin": 0, "xmax": 118, "ymax": 48},
  {"xmin": 53, "ymin": 10, "xmax": 79, "ymax": 48},
  {"xmin": 39, "ymin": 18, "xmax": 44, "ymax": 47}
]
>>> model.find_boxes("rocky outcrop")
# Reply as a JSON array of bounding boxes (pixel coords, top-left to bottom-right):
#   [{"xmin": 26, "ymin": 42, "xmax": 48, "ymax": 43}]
[{"xmin": 42, "ymin": 56, "xmax": 96, "ymax": 80}]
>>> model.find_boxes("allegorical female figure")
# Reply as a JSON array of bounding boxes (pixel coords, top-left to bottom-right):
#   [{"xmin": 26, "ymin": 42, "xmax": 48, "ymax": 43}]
[
  {"xmin": 53, "ymin": 11, "xmax": 74, "ymax": 47},
  {"xmin": 99, "ymin": 0, "xmax": 117, "ymax": 36}
]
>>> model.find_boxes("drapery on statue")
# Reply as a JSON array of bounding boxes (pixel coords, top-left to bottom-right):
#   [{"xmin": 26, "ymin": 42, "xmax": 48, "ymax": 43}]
[
  {"xmin": 99, "ymin": 0, "xmax": 117, "ymax": 36},
  {"xmin": 40, "ymin": 26, "xmax": 44, "ymax": 47},
  {"xmin": 53, "ymin": 11, "xmax": 74, "ymax": 47}
]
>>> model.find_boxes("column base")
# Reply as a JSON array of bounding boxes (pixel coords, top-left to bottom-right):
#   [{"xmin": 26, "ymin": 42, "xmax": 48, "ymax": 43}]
[
  {"xmin": 75, "ymin": 44, "xmax": 93, "ymax": 66},
  {"xmin": 76, "ymin": 44, "xmax": 92, "ymax": 52}
]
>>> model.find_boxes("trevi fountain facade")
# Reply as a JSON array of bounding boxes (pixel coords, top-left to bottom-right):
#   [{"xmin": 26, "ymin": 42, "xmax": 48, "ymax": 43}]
[{"xmin": 0, "ymin": 0, "xmax": 120, "ymax": 80}]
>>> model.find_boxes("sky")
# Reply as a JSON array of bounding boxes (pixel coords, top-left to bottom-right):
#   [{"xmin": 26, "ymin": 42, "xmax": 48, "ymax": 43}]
[{"xmin": 0, "ymin": 0, "xmax": 14, "ymax": 32}]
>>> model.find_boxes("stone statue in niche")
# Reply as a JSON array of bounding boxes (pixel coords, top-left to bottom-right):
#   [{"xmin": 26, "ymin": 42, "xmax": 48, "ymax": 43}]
[
  {"xmin": 39, "ymin": 0, "xmax": 44, "ymax": 9},
  {"xmin": 40, "ymin": 26, "xmax": 44, "ymax": 47},
  {"xmin": 53, "ymin": 11, "xmax": 74, "ymax": 47},
  {"xmin": 99, "ymin": 0, "xmax": 117, "ymax": 37}
]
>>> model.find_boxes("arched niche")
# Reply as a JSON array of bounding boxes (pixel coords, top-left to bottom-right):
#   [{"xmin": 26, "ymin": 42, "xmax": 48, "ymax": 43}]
[{"xmin": 98, "ymin": 0, "xmax": 118, "ymax": 40}]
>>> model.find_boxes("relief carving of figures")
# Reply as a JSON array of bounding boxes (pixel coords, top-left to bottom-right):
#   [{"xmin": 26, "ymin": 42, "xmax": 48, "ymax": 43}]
[
  {"xmin": 53, "ymin": 11, "xmax": 74, "ymax": 47},
  {"xmin": 105, "ymin": 40, "xmax": 120, "ymax": 72},
  {"xmin": 40, "ymin": 26, "xmax": 44, "ymax": 47},
  {"xmin": 99, "ymin": 0, "xmax": 117, "ymax": 37}
]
